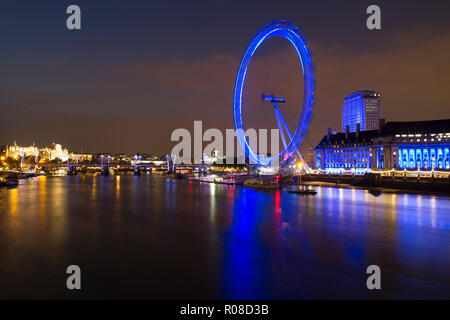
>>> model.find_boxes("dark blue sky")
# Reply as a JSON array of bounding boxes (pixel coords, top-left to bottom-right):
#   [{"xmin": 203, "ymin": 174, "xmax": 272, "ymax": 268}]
[{"xmin": 1, "ymin": 0, "xmax": 449, "ymax": 154}]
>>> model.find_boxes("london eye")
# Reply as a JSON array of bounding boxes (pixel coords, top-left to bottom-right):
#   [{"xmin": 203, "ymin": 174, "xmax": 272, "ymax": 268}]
[{"xmin": 233, "ymin": 20, "xmax": 314, "ymax": 170}]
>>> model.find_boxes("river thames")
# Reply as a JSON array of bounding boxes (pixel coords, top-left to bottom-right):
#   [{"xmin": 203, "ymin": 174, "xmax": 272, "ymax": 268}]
[{"xmin": 0, "ymin": 174, "xmax": 449, "ymax": 299}]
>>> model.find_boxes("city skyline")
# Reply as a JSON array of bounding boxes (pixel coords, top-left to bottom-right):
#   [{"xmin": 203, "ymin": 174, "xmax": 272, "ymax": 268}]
[
  {"xmin": 1, "ymin": 0, "xmax": 450, "ymax": 155},
  {"xmin": 1, "ymin": 2, "xmax": 449, "ymax": 304}
]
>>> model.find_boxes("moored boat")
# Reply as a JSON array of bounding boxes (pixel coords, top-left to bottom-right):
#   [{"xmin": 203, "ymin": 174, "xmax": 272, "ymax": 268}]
[
  {"xmin": 167, "ymin": 171, "xmax": 185, "ymax": 179},
  {"xmin": 288, "ymin": 189, "xmax": 317, "ymax": 195},
  {"xmin": 288, "ymin": 185, "xmax": 317, "ymax": 195},
  {"xmin": 244, "ymin": 178, "xmax": 279, "ymax": 190},
  {"xmin": 0, "ymin": 177, "xmax": 19, "ymax": 187}
]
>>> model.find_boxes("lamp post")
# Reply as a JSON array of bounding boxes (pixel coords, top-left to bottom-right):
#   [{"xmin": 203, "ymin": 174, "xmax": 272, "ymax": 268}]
[
  {"xmin": 100, "ymin": 154, "xmax": 109, "ymax": 176},
  {"xmin": 134, "ymin": 154, "xmax": 142, "ymax": 176}
]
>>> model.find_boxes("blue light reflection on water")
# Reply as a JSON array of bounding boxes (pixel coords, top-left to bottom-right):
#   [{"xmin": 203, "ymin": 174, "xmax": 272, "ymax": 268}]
[
  {"xmin": 219, "ymin": 184, "xmax": 450, "ymax": 299},
  {"xmin": 1, "ymin": 175, "xmax": 449, "ymax": 299},
  {"xmin": 222, "ymin": 188, "xmax": 274, "ymax": 299}
]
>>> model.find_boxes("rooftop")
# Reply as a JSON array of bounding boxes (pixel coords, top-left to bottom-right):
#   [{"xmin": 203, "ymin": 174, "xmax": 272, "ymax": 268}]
[
  {"xmin": 344, "ymin": 90, "xmax": 380, "ymax": 100},
  {"xmin": 315, "ymin": 119, "xmax": 450, "ymax": 149},
  {"xmin": 380, "ymin": 119, "xmax": 450, "ymax": 135}
]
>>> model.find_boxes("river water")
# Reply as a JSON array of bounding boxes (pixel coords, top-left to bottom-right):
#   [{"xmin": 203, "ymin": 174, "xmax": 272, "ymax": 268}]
[{"xmin": 0, "ymin": 174, "xmax": 449, "ymax": 299}]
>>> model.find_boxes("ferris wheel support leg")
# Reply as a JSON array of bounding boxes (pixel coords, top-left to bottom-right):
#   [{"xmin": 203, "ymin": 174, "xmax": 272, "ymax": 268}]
[
  {"xmin": 275, "ymin": 105, "xmax": 312, "ymax": 173},
  {"xmin": 273, "ymin": 103, "xmax": 289, "ymax": 151}
]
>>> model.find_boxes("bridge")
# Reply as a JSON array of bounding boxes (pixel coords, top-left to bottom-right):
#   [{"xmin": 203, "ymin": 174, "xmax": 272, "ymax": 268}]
[
  {"xmin": 21, "ymin": 163, "xmax": 208, "ymax": 169},
  {"xmin": 19, "ymin": 161, "xmax": 208, "ymax": 176}
]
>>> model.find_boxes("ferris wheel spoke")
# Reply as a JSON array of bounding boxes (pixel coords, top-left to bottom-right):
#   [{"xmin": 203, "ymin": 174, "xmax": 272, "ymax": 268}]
[
  {"xmin": 278, "ymin": 104, "xmax": 297, "ymax": 131},
  {"xmin": 273, "ymin": 104, "xmax": 289, "ymax": 150},
  {"xmin": 275, "ymin": 106, "xmax": 305, "ymax": 164}
]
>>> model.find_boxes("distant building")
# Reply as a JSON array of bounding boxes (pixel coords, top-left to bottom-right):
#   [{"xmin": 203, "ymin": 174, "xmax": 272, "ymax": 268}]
[
  {"xmin": 41, "ymin": 143, "xmax": 70, "ymax": 162},
  {"xmin": 70, "ymin": 153, "xmax": 93, "ymax": 163},
  {"xmin": 315, "ymin": 119, "xmax": 450, "ymax": 173},
  {"xmin": 1, "ymin": 145, "xmax": 7, "ymax": 156},
  {"xmin": 4, "ymin": 142, "xmax": 92, "ymax": 163},
  {"xmin": 6, "ymin": 142, "xmax": 39, "ymax": 158},
  {"xmin": 342, "ymin": 90, "xmax": 381, "ymax": 132},
  {"xmin": 203, "ymin": 149, "xmax": 221, "ymax": 165}
]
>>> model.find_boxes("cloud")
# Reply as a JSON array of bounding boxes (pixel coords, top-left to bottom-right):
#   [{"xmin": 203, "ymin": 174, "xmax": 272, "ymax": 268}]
[
  {"xmin": 2, "ymin": 28, "xmax": 449, "ymax": 154},
  {"xmin": 104, "ymin": 28, "xmax": 450, "ymax": 153}
]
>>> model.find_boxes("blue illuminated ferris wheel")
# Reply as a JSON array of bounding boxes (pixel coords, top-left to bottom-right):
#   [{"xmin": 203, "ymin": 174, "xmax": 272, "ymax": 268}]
[{"xmin": 233, "ymin": 20, "xmax": 314, "ymax": 168}]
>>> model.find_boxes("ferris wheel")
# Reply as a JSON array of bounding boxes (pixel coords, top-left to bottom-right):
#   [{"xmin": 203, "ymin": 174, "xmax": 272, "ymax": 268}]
[{"xmin": 233, "ymin": 20, "xmax": 314, "ymax": 170}]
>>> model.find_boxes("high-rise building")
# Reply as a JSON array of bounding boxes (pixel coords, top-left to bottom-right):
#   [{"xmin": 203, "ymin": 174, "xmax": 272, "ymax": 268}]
[{"xmin": 342, "ymin": 90, "xmax": 381, "ymax": 132}]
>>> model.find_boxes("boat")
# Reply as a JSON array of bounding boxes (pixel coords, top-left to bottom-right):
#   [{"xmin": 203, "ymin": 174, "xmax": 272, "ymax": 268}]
[
  {"xmin": 288, "ymin": 186, "xmax": 317, "ymax": 195},
  {"xmin": 52, "ymin": 168, "xmax": 68, "ymax": 176},
  {"xmin": 288, "ymin": 189, "xmax": 317, "ymax": 195},
  {"xmin": 368, "ymin": 189, "xmax": 382, "ymax": 197},
  {"xmin": 0, "ymin": 177, "xmax": 19, "ymax": 187},
  {"xmin": 167, "ymin": 171, "xmax": 185, "ymax": 179},
  {"xmin": 213, "ymin": 176, "xmax": 239, "ymax": 185},
  {"xmin": 244, "ymin": 178, "xmax": 279, "ymax": 190}
]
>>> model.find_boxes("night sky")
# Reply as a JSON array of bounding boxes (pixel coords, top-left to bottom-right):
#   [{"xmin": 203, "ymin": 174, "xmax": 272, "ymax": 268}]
[{"xmin": 1, "ymin": 0, "xmax": 449, "ymax": 155}]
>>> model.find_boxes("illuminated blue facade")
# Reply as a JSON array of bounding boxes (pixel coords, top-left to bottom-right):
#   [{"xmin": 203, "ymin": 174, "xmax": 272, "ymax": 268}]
[
  {"xmin": 315, "ymin": 119, "xmax": 450, "ymax": 173},
  {"xmin": 398, "ymin": 144, "xmax": 450, "ymax": 170},
  {"xmin": 314, "ymin": 129, "xmax": 377, "ymax": 174}
]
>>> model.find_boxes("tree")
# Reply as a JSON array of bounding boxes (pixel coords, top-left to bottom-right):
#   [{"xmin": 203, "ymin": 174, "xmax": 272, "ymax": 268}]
[{"xmin": 2, "ymin": 157, "xmax": 20, "ymax": 170}]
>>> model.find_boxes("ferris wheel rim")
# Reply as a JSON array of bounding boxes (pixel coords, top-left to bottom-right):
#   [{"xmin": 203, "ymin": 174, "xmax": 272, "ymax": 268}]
[{"xmin": 233, "ymin": 20, "xmax": 315, "ymax": 166}]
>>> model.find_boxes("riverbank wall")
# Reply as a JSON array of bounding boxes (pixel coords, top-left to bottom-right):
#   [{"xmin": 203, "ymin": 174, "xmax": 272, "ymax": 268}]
[{"xmin": 286, "ymin": 173, "xmax": 450, "ymax": 194}]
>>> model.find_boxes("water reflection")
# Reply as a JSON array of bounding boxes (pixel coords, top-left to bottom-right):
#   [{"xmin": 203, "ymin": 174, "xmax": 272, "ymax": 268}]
[
  {"xmin": 38, "ymin": 176, "xmax": 47, "ymax": 229},
  {"xmin": 222, "ymin": 188, "xmax": 271, "ymax": 299},
  {"xmin": 9, "ymin": 187, "xmax": 18, "ymax": 217},
  {"xmin": 0, "ymin": 176, "xmax": 449, "ymax": 299},
  {"xmin": 209, "ymin": 183, "xmax": 216, "ymax": 224}
]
